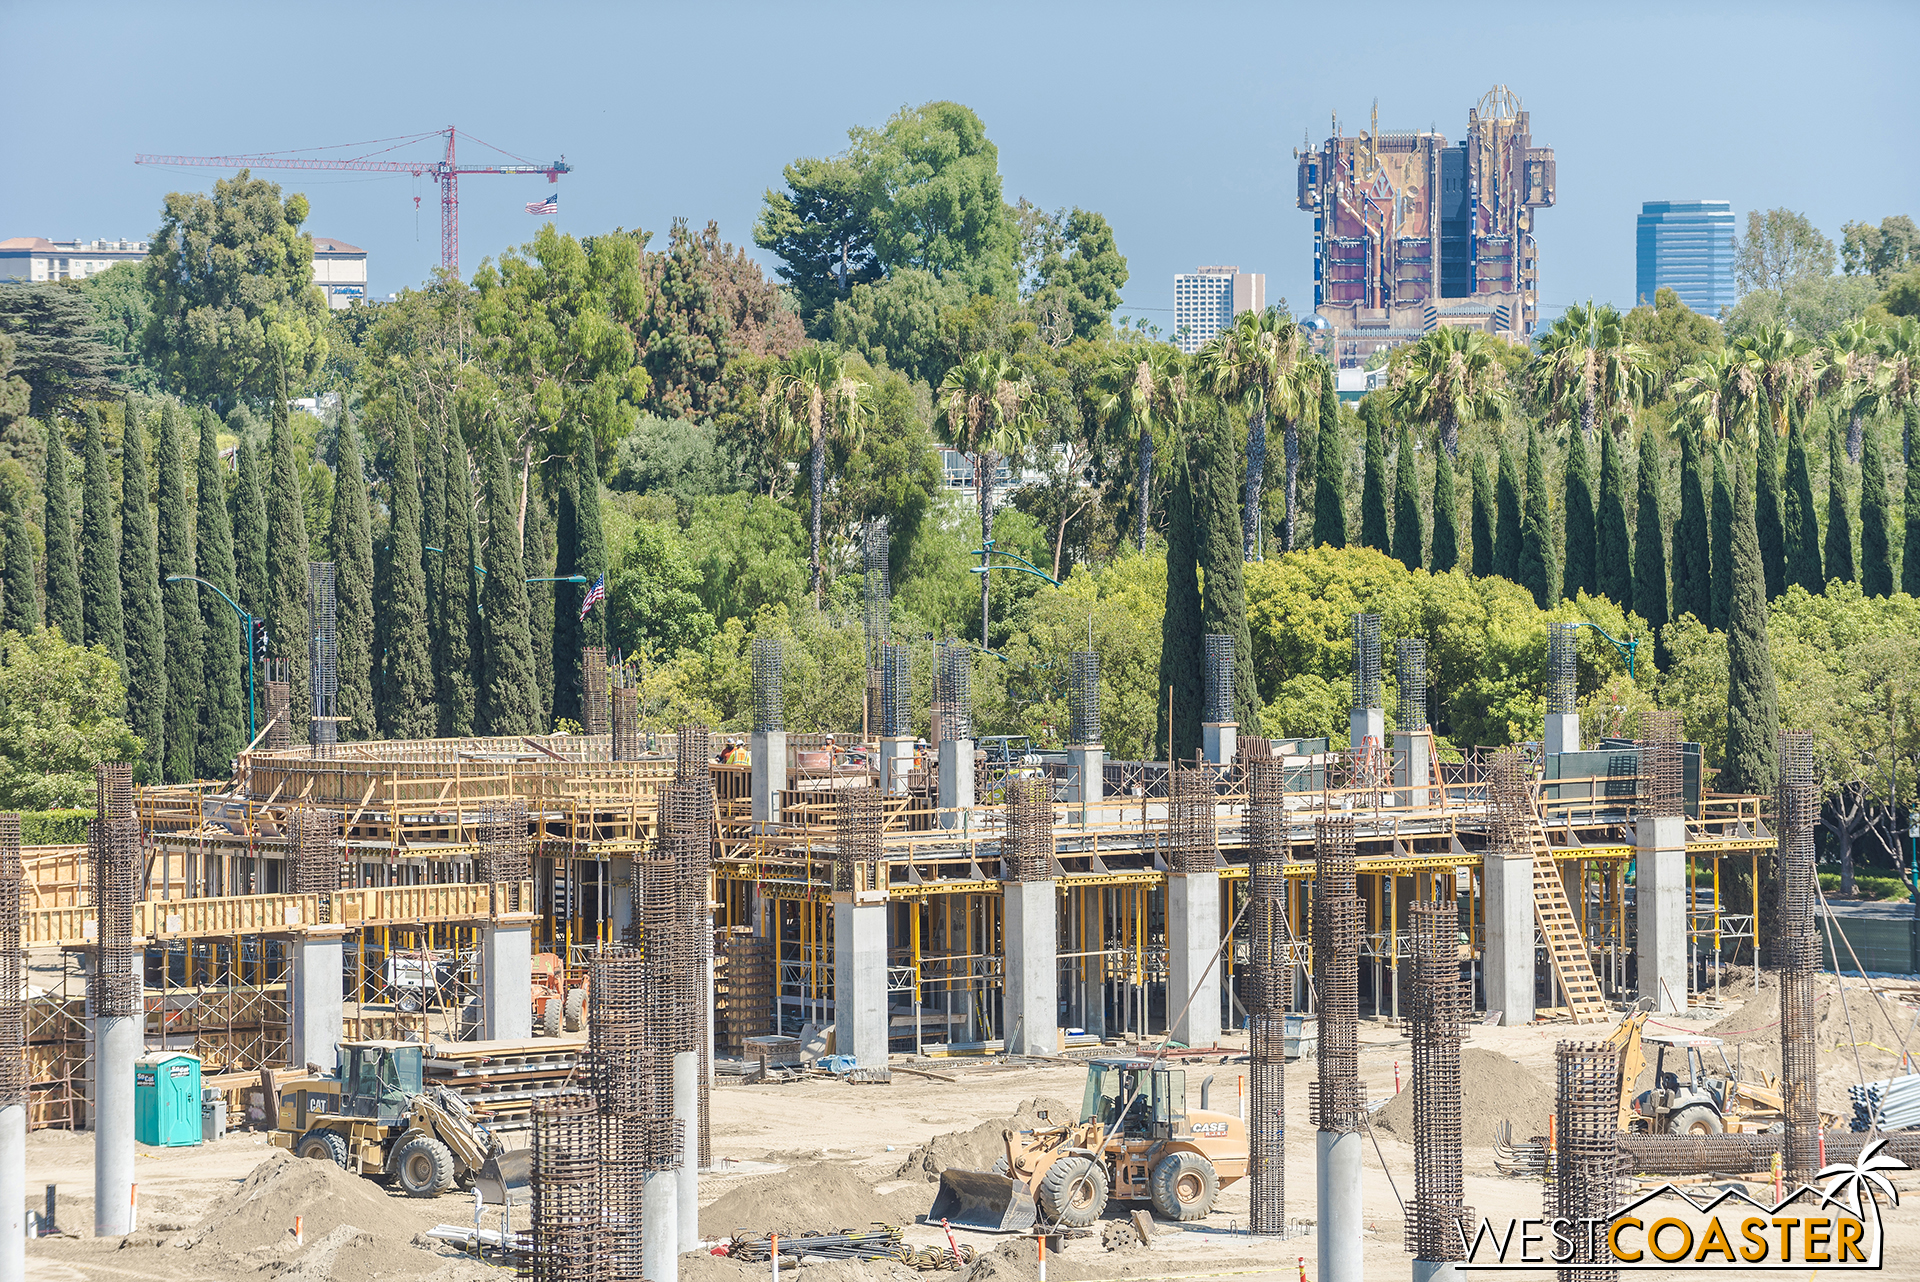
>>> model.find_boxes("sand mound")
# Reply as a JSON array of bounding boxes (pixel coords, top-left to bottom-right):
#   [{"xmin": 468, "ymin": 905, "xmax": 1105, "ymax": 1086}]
[
  {"xmin": 176, "ymin": 1150, "xmax": 425, "ymax": 1262},
  {"xmin": 1373, "ymin": 1047, "xmax": 1555, "ymax": 1148},
  {"xmin": 700, "ymin": 1162, "xmax": 935, "ymax": 1237},
  {"xmin": 894, "ymin": 1098, "xmax": 1073, "ymax": 1182}
]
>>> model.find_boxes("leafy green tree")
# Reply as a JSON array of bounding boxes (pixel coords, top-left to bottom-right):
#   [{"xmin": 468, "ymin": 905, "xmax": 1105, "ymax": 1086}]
[
  {"xmin": 1562, "ymin": 424, "xmax": 1596, "ymax": 600},
  {"xmin": 141, "ymin": 172, "xmax": 330, "ymax": 403},
  {"xmin": 853, "ymin": 102, "xmax": 1019, "ymax": 300},
  {"xmin": 328, "ymin": 413, "xmax": 375, "ymax": 740},
  {"xmin": 1756, "ymin": 421, "xmax": 1787, "ymax": 599},
  {"xmin": 1312, "ymin": 363, "xmax": 1346, "ymax": 548},
  {"xmin": 1193, "ymin": 401, "xmax": 1260, "ymax": 726},
  {"xmin": 606, "ymin": 520, "xmax": 713, "ymax": 656},
  {"xmin": 1782, "ymin": 402, "xmax": 1822, "ymax": 593},
  {"xmin": 1824, "ymin": 420, "xmax": 1855, "ymax": 587},
  {"xmin": 1720, "ymin": 453, "xmax": 1780, "ymax": 798},
  {"xmin": 375, "ymin": 412, "xmax": 434, "ymax": 740},
  {"xmin": 120, "ymin": 408, "xmax": 163, "ymax": 776},
  {"xmin": 937, "ymin": 350, "xmax": 1042, "ymax": 646},
  {"xmin": 637, "ymin": 218, "xmax": 730, "ymax": 422},
  {"xmin": 1157, "ymin": 447, "xmax": 1203, "ymax": 763},
  {"xmin": 1671, "ymin": 427, "xmax": 1710, "ymax": 625},
  {"xmin": 525, "ymin": 480, "xmax": 555, "ymax": 730},
  {"xmin": 1198, "ymin": 308, "xmax": 1309, "ymax": 556},
  {"xmin": 1736, "ymin": 208, "xmax": 1836, "ymax": 295},
  {"xmin": 1841, "ymin": 215, "xmax": 1919, "ymax": 280},
  {"xmin": 755, "ymin": 153, "xmax": 884, "ymax": 331},
  {"xmin": 1359, "ymin": 401, "xmax": 1390, "ymax": 553},
  {"xmin": 1390, "ymin": 422, "xmax": 1423, "ymax": 571},
  {"xmin": 78, "ymin": 408, "xmax": 126, "ymax": 673},
  {"xmin": 1021, "ymin": 207, "xmax": 1129, "ymax": 341},
  {"xmin": 0, "ymin": 628, "xmax": 140, "ymax": 809},
  {"xmin": 1622, "ymin": 288, "xmax": 1723, "ymax": 385},
  {"xmin": 1469, "ymin": 452, "xmax": 1494, "ymax": 577},
  {"xmin": 0, "ymin": 329, "xmax": 26, "ymax": 435},
  {"xmin": 194, "ymin": 410, "xmax": 243, "ymax": 774},
  {"xmin": 1520, "ymin": 420, "xmax": 1556, "ymax": 609},
  {"xmin": 2, "ymin": 485, "xmax": 35, "ymax": 635},
  {"xmin": 765, "ymin": 345, "xmax": 871, "ymax": 605},
  {"xmin": 1859, "ymin": 420, "xmax": 1893, "ymax": 597},
  {"xmin": 1096, "ymin": 343, "xmax": 1185, "ymax": 551},
  {"xmin": 552, "ymin": 436, "xmax": 608, "ymax": 724},
  {"xmin": 77, "ymin": 263, "xmax": 156, "ymax": 392},
  {"xmin": 1389, "ymin": 325, "xmax": 1508, "ymax": 457},
  {"xmin": 438, "ymin": 428, "xmax": 481, "ymax": 737},
  {"xmin": 827, "ymin": 270, "xmax": 964, "ymax": 385},
  {"xmin": 1632, "ymin": 428, "xmax": 1668, "ymax": 659},
  {"xmin": 0, "ymin": 284, "xmax": 119, "ymax": 417},
  {"xmin": 1595, "ymin": 427, "xmax": 1632, "ymax": 607},
  {"xmin": 477, "ymin": 424, "xmax": 538, "ymax": 735},
  {"xmin": 1493, "ymin": 434, "xmax": 1524, "ymax": 581},
  {"xmin": 232, "ymin": 432, "xmax": 269, "ymax": 623},
  {"xmin": 156, "ymin": 403, "xmax": 198, "ymax": 781},
  {"xmin": 266, "ymin": 396, "xmax": 311, "ymax": 735},
  {"xmin": 42, "ymin": 421, "xmax": 80, "ymax": 641},
  {"xmin": 1430, "ymin": 433, "xmax": 1460, "ymax": 573},
  {"xmin": 1709, "ymin": 447, "xmax": 1734, "ymax": 631}
]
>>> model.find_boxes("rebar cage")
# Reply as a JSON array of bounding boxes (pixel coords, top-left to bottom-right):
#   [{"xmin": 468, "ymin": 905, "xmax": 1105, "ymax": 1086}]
[
  {"xmin": 1636, "ymin": 710, "xmax": 1683, "ymax": 820},
  {"xmin": 307, "ymin": 562, "xmax": 339, "ymax": 756},
  {"xmin": 1777, "ymin": 729, "xmax": 1820, "ymax": 1183},
  {"xmin": 1203, "ymin": 633, "xmax": 1233, "ymax": 724},
  {"xmin": 1406, "ymin": 899, "xmax": 1469, "ymax": 1260},
  {"xmin": 1003, "ymin": 777, "xmax": 1053, "ymax": 883},
  {"xmin": 1350, "ymin": 613, "xmax": 1382, "ymax": 711},
  {"xmin": 1547, "ymin": 621, "xmax": 1578, "ymax": 716},
  {"xmin": 1551, "ymin": 1040, "xmax": 1621, "ymax": 1282},
  {"xmin": 1394, "ymin": 638, "xmax": 1428, "ymax": 731},
  {"xmin": 937, "ymin": 642, "xmax": 972, "ymax": 743},
  {"xmin": 1245, "ymin": 759, "xmax": 1288, "ymax": 1235},
  {"xmin": 862, "ymin": 518, "xmax": 890, "ymax": 669},
  {"xmin": 581, "ymin": 646, "xmax": 610, "ymax": 736},
  {"xmin": 0, "ymin": 813, "xmax": 23, "ymax": 1105},
  {"xmin": 881, "ymin": 643, "xmax": 911, "ymax": 740},
  {"xmin": 1068, "ymin": 650, "xmax": 1100, "ymax": 747},
  {"xmin": 1169, "ymin": 765, "xmax": 1218, "ymax": 875},
  {"xmin": 90, "ymin": 763, "xmax": 139, "ymax": 1018},
  {"xmin": 751, "ymin": 637, "xmax": 783, "ymax": 734},
  {"xmin": 1311, "ymin": 815, "xmax": 1363, "ymax": 1132}
]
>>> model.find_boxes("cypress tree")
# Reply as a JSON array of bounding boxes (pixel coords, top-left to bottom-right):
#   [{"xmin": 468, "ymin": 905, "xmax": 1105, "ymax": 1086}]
[
  {"xmin": 1860, "ymin": 421, "xmax": 1892, "ymax": 598},
  {"xmin": 1721, "ymin": 451, "xmax": 1780, "ymax": 798},
  {"xmin": 1156, "ymin": 447, "xmax": 1204, "ymax": 763},
  {"xmin": 120, "ymin": 408, "xmax": 165, "ymax": 777},
  {"xmin": 1430, "ymin": 431, "xmax": 1460, "ymax": 573},
  {"xmin": 329, "ymin": 413, "xmax": 376, "ymax": 740},
  {"xmin": 1782, "ymin": 404, "xmax": 1822, "ymax": 593},
  {"xmin": 1313, "ymin": 367, "xmax": 1346, "ymax": 548},
  {"xmin": 232, "ymin": 430, "xmax": 269, "ymax": 625},
  {"xmin": 2, "ymin": 486, "xmax": 36, "ymax": 635},
  {"xmin": 1904, "ymin": 449, "xmax": 1920, "ymax": 597},
  {"xmin": 377, "ymin": 413, "xmax": 435, "ymax": 739},
  {"xmin": 1469, "ymin": 452, "xmax": 1494, "ymax": 577},
  {"xmin": 157, "ymin": 402, "xmax": 200, "ymax": 783},
  {"xmin": 1823, "ymin": 420, "xmax": 1854, "ymax": 588},
  {"xmin": 1561, "ymin": 424, "xmax": 1597, "ymax": 601},
  {"xmin": 1709, "ymin": 446, "xmax": 1734, "ymax": 631},
  {"xmin": 1359, "ymin": 405, "xmax": 1390, "ymax": 553},
  {"xmin": 1672, "ymin": 429, "xmax": 1710, "ymax": 624},
  {"xmin": 438, "ymin": 426, "xmax": 480, "ymax": 737},
  {"xmin": 477, "ymin": 424, "xmax": 539, "ymax": 735},
  {"xmin": 526, "ymin": 476, "xmax": 555, "ymax": 731},
  {"xmin": 1755, "ymin": 424, "xmax": 1787, "ymax": 599},
  {"xmin": 1520, "ymin": 419, "xmax": 1556, "ymax": 609},
  {"xmin": 419, "ymin": 414, "xmax": 448, "ymax": 705},
  {"xmin": 1596, "ymin": 428, "xmax": 1633, "ymax": 608},
  {"xmin": 552, "ymin": 438, "xmax": 610, "ymax": 725},
  {"xmin": 1633, "ymin": 427, "xmax": 1669, "ymax": 660},
  {"xmin": 42, "ymin": 420, "xmax": 81, "ymax": 641},
  {"xmin": 1194, "ymin": 403, "xmax": 1261, "ymax": 727},
  {"xmin": 79, "ymin": 407, "xmax": 126, "ymax": 672},
  {"xmin": 1493, "ymin": 435, "xmax": 1523, "ymax": 582},
  {"xmin": 575, "ymin": 438, "xmax": 607, "ymax": 651},
  {"xmin": 266, "ymin": 395, "xmax": 311, "ymax": 737},
  {"xmin": 195, "ymin": 409, "xmax": 245, "ymax": 774},
  {"xmin": 1390, "ymin": 423, "xmax": 1423, "ymax": 571}
]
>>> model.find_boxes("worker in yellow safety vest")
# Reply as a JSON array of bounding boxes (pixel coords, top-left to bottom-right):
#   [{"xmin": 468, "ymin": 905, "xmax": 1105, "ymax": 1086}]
[{"xmin": 721, "ymin": 738, "xmax": 749, "ymax": 765}]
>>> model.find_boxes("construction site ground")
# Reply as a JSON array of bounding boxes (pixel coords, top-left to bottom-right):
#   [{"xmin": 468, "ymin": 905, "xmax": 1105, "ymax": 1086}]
[{"xmin": 24, "ymin": 976, "xmax": 1920, "ymax": 1282}]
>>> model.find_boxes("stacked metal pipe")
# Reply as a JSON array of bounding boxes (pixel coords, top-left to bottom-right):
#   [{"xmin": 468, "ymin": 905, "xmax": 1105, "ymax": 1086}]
[{"xmin": 1244, "ymin": 759, "xmax": 1288, "ymax": 1235}]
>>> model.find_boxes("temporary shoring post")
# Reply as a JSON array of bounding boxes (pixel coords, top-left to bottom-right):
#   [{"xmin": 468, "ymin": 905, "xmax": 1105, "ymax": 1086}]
[{"xmin": 167, "ymin": 574, "xmax": 257, "ymax": 741}]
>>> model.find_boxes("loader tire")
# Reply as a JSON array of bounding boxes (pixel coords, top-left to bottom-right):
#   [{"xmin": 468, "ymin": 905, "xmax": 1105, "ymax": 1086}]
[
  {"xmin": 1149, "ymin": 1151, "xmax": 1218, "ymax": 1221},
  {"xmin": 1037, "ymin": 1155, "xmax": 1108, "ymax": 1227},
  {"xmin": 565, "ymin": 988, "xmax": 587, "ymax": 1032},
  {"xmin": 394, "ymin": 1134, "xmax": 457, "ymax": 1197},
  {"xmin": 542, "ymin": 999, "xmax": 562, "ymax": 1038},
  {"xmin": 1668, "ymin": 1106, "xmax": 1724, "ymax": 1137},
  {"xmin": 296, "ymin": 1128, "xmax": 350, "ymax": 1170}
]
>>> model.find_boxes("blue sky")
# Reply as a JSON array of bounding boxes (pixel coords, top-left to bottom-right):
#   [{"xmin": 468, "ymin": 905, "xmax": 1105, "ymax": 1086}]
[{"xmin": 4, "ymin": 0, "xmax": 1916, "ymax": 325}]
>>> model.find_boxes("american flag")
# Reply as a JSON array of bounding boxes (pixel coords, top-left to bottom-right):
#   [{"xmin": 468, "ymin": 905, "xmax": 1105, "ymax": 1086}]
[
  {"xmin": 578, "ymin": 572, "xmax": 606, "ymax": 621},
  {"xmin": 526, "ymin": 193, "xmax": 558, "ymax": 216}
]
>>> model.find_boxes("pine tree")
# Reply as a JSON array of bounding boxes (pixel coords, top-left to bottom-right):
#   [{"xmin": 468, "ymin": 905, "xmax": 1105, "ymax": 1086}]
[
  {"xmin": 1596, "ymin": 428, "xmax": 1633, "ymax": 608},
  {"xmin": 328, "ymin": 413, "xmax": 376, "ymax": 740},
  {"xmin": 1430, "ymin": 431, "xmax": 1460, "ymax": 573},
  {"xmin": 1312, "ymin": 371, "xmax": 1347, "ymax": 548},
  {"xmin": 1359, "ymin": 406, "xmax": 1390, "ymax": 553},
  {"xmin": 1709, "ymin": 446, "xmax": 1734, "ymax": 631},
  {"xmin": 1721, "ymin": 451, "xmax": 1780, "ymax": 798},
  {"xmin": 1672, "ymin": 428, "xmax": 1710, "ymax": 624},
  {"xmin": 1194, "ymin": 404, "xmax": 1260, "ymax": 727},
  {"xmin": 195, "ymin": 409, "xmax": 245, "ymax": 775},
  {"xmin": 526, "ymin": 476, "xmax": 555, "ymax": 731},
  {"xmin": 79, "ymin": 407, "xmax": 127, "ymax": 672},
  {"xmin": 2, "ymin": 486, "xmax": 36, "ymax": 635},
  {"xmin": 1469, "ymin": 453, "xmax": 1494, "ymax": 577},
  {"xmin": 1860, "ymin": 421, "xmax": 1893, "ymax": 598},
  {"xmin": 1561, "ymin": 424, "xmax": 1597, "ymax": 601},
  {"xmin": 1782, "ymin": 405, "xmax": 1822, "ymax": 593},
  {"xmin": 1755, "ymin": 424, "xmax": 1787, "ymax": 599},
  {"xmin": 41, "ymin": 420, "xmax": 81, "ymax": 641},
  {"xmin": 1157, "ymin": 448, "xmax": 1204, "ymax": 763},
  {"xmin": 376, "ymin": 412, "xmax": 435, "ymax": 740},
  {"xmin": 1823, "ymin": 420, "xmax": 1854, "ymax": 588},
  {"xmin": 232, "ymin": 430, "xmax": 269, "ymax": 625},
  {"xmin": 157, "ymin": 401, "xmax": 200, "ymax": 783},
  {"xmin": 1633, "ymin": 427, "xmax": 1669, "ymax": 661},
  {"xmin": 1519, "ymin": 419, "xmax": 1556, "ymax": 608},
  {"xmin": 266, "ymin": 395, "xmax": 312, "ymax": 737},
  {"xmin": 1390, "ymin": 423, "xmax": 1423, "ymax": 571},
  {"xmin": 437, "ymin": 427, "xmax": 480, "ymax": 737},
  {"xmin": 1493, "ymin": 435, "xmax": 1523, "ymax": 582},
  {"xmin": 477, "ymin": 424, "xmax": 538, "ymax": 735},
  {"xmin": 120, "ymin": 407, "xmax": 165, "ymax": 777}
]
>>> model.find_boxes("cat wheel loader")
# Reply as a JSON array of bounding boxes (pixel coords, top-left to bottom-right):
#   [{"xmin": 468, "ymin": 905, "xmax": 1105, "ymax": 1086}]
[
  {"xmin": 930, "ymin": 1058, "xmax": 1248, "ymax": 1231},
  {"xmin": 271, "ymin": 1041, "xmax": 530, "ymax": 1199}
]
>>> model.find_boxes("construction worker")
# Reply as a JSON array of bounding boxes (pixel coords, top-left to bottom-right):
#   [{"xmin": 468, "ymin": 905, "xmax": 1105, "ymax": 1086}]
[{"xmin": 722, "ymin": 738, "xmax": 749, "ymax": 765}]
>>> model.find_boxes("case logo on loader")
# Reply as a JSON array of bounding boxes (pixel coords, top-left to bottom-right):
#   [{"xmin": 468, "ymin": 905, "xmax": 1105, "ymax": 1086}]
[{"xmin": 1190, "ymin": 1122, "xmax": 1229, "ymax": 1136}]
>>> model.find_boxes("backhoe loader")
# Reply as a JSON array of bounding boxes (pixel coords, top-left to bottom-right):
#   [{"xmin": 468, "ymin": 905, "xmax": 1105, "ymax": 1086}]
[{"xmin": 1608, "ymin": 1008, "xmax": 1836, "ymax": 1135}]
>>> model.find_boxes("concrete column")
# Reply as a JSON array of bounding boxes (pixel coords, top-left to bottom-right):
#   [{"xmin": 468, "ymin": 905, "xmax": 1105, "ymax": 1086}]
[
  {"xmin": 611, "ymin": 856, "xmax": 634, "ymax": 941},
  {"xmin": 289, "ymin": 930, "xmax": 345, "ymax": 1072},
  {"xmin": 93, "ymin": 1013, "xmax": 136, "ymax": 1236},
  {"xmin": 1349, "ymin": 707, "xmax": 1384, "ymax": 750},
  {"xmin": 750, "ymin": 729, "xmax": 786, "ymax": 832},
  {"xmin": 1166, "ymin": 872, "xmax": 1222, "ymax": 1048},
  {"xmin": 1002, "ymin": 881, "xmax": 1057, "ymax": 1056},
  {"xmin": 1636, "ymin": 816, "xmax": 1688, "ymax": 1014},
  {"xmin": 1481, "ymin": 849, "xmax": 1535, "ymax": 1026},
  {"xmin": 1065, "ymin": 745, "xmax": 1103, "ymax": 821},
  {"xmin": 1411, "ymin": 1261, "xmax": 1463, "ymax": 1281},
  {"xmin": 1316, "ymin": 1129, "xmax": 1362, "ymax": 1282},
  {"xmin": 1394, "ymin": 731, "xmax": 1431, "ymax": 809},
  {"xmin": 0, "ymin": 1100, "xmax": 21, "ymax": 1278},
  {"xmin": 641, "ymin": 1168, "xmax": 678, "ymax": 1282},
  {"xmin": 673, "ymin": 1050, "xmax": 698, "ymax": 1251},
  {"xmin": 1544, "ymin": 712, "xmax": 1581, "ymax": 759},
  {"xmin": 878, "ymin": 737, "xmax": 915, "ymax": 797},
  {"xmin": 832, "ymin": 901, "xmax": 888, "ymax": 1065},
  {"xmin": 937, "ymin": 740, "xmax": 974, "ymax": 829},
  {"xmin": 1201, "ymin": 723, "xmax": 1237, "ymax": 767},
  {"xmin": 481, "ymin": 921, "xmax": 534, "ymax": 1041}
]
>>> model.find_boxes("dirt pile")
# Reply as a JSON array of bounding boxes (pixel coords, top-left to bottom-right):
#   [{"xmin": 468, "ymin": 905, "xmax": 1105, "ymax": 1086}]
[
  {"xmin": 1373, "ymin": 1047, "xmax": 1556, "ymax": 1148},
  {"xmin": 700, "ymin": 1163, "xmax": 935, "ymax": 1237},
  {"xmin": 894, "ymin": 1098, "xmax": 1073, "ymax": 1182},
  {"xmin": 1705, "ymin": 976, "xmax": 1920, "ymax": 1081},
  {"xmin": 174, "ymin": 1150, "xmax": 429, "ymax": 1265}
]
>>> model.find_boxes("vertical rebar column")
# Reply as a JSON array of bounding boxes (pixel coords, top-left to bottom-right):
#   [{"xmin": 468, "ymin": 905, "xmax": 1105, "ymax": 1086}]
[
  {"xmin": 1394, "ymin": 638, "xmax": 1428, "ymax": 731},
  {"xmin": 265, "ymin": 659, "xmax": 292, "ymax": 751},
  {"xmin": 307, "ymin": 562, "xmax": 339, "ymax": 756},
  {"xmin": 581, "ymin": 645, "xmax": 610, "ymax": 737},
  {"xmin": 1551, "ymin": 1041, "xmax": 1620, "ymax": 1282},
  {"xmin": 1245, "ymin": 760, "xmax": 1288, "ymax": 1236},
  {"xmin": 1777, "ymin": 730, "xmax": 1820, "ymax": 1185},
  {"xmin": 0, "ymin": 813, "xmax": 24, "ymax": 1280},
  {"xmin": 937, "ymin": 642, "xmax": 973, "ymax": 743},
  {"xmin": 90, "ymin": 763, "xmax": 137, "ymax": 1237},
  {"xmin": 1548, "ymin": 622, "xmax": 1578, "ymax": 716},
  {"xmin": 591, "ymin": 945, "xmax": 664, "ymax": 1282},
  {"xmin": 881, "ymin": 643, "xmax": 911, "ymax": 740},
  {"xmin": 751, "ymin": 638, "xmax": 783, "ymax": 734},
  {"xmin": 1004, "ymin": 777, "xmax": 1052, "ymax": 883},
  {"xmin": 862, "ymin": 518, "xmax": 891, "ymax": 667},
  {"xmin": 1636, "ymin": 710, "xmax": 1683, "ymax": 819},
  {"xmin": 1406, "ymin": 900, "xmax": 1469, "ymax": 1267},
  {"xmin": 1312, "ymin": 814, "xmax": 1363, "ymax": 1282},
  {"xmin": 481, "ymin": 800, "xmax": 532, "ymax": 912},
  {"xmin": 1203, "ymin": 634, "xmax": 1233, "ymax": 724},
  {"xmin": 523, "ymin": 1090, "xmax": 605, "ymax": 1282},
  {"xmin": 1170, "ymin": 765, "xmax": 1218, "ymax": 875},
  {"xmin": 1068, "ymin": 651, "xmax": 1100, "ymax": 747},
  {"xmin": 611, "ymin": 688, "xmax": 640, "ymax": 761},
  {"xmin": 288, "ymin": 804, "xmax": 343, "ymax": 923},
  {"xmin": 1350, "ymin": 614, "xmax": 1382, "ymax": 712},
  {"xmin": 672, "ymin": 726, "xmax": 715, "ymax": 1175}
]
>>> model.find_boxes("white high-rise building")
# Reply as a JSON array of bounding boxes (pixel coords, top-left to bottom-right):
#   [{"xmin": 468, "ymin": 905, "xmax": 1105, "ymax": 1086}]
[{"xmin": 1173, "ymin": 265, "xmax": 1264, "ymax": 353}]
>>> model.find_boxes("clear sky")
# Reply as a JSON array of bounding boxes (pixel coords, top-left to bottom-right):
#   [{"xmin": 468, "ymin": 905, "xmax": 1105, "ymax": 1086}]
[{"xmin": 4, "ymin": 0, "xmax": 1916, "ymax": 325}]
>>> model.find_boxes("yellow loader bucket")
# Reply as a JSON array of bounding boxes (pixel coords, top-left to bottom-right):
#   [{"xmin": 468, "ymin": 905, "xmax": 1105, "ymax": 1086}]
[{"xmin": 928, "ymin": 1168, "xmax": 1037, "ymax": 1233}]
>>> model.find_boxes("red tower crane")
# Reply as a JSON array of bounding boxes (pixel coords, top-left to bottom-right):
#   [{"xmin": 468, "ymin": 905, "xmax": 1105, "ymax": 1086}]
[{"xmin": 135, "ymin": 126, "xmax": 569, "ymax": 279}]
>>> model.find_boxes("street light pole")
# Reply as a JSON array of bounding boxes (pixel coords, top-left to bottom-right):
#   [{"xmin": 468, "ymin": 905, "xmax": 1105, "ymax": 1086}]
[{"xmin": 166, "ymin": 574, "xmax": 258, "ymax": 743}]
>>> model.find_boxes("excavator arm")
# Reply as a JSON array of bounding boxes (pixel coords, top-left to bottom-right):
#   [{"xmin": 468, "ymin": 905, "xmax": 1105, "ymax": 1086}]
[{"xmin": 1608, "ymin": 1010, "xmax": 1650, "ymax": 1130}]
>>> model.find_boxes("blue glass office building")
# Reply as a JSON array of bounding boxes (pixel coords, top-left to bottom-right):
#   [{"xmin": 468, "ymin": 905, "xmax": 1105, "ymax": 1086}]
[{"xmin": 1635, "ymin": 201, "xmax": 1737, "ymax": 317}]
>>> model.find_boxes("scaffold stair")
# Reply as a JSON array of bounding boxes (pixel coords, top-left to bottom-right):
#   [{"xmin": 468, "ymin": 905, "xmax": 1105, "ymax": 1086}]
[{"xmin": 1521, "ymin": 798, "xmax": 1610, "ymax": 1023}]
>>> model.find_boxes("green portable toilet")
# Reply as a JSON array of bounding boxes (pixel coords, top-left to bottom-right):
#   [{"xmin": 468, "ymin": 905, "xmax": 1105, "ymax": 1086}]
[{"xmin": 134, "ymin": 1053, "xmax": 203, "ymax": 1147}]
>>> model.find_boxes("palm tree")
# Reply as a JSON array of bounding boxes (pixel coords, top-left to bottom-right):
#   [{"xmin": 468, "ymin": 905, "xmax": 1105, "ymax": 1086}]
[
  {"xmin": 1880, "ymin": 317, "xmax": 1918, "ymax": 462},
  {"xmin": 1674, "ymin": 348, "xmax": 1756, "ymax": 448},
  {"xmin": 1822, "ymin": 318, "xmax": 1888, "ymax": 463},
  {"xmin": 763, "ymin": 345, "xmax": 871, "ymax": 606},
  {"xmin": 937, "ymin": 351, "xmax": 1046, "ymax": 648},
  {"xmin": 1095, "ymin": 343, "xmax": 1187, "ymax": 550},
  {"xmin": 1196, "ymin": 308, "xmax": 1310, "ymax": 557},
  {"xmin": 1389, "ymin": 326, "xmax": 1509, "ymax": 458},
  {"xmin": 1736, "ymin": 323, "xmax": 1821, "ymax": 441},
  {"xmin": 1532, "ymin": 301, "xmax": 1650, "ymax": 439}
]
